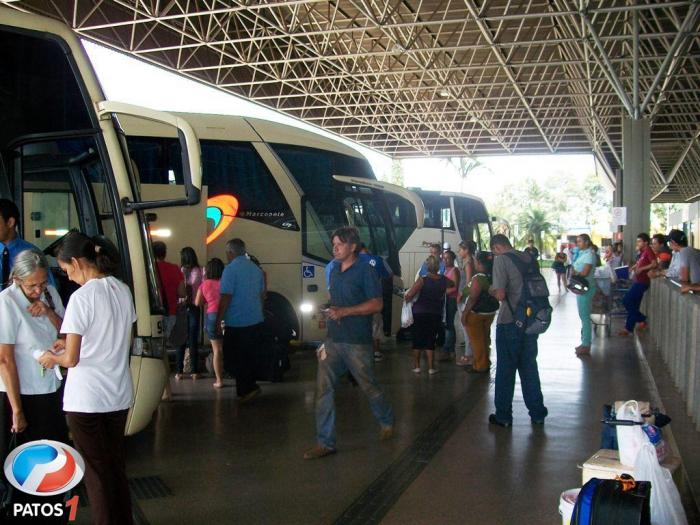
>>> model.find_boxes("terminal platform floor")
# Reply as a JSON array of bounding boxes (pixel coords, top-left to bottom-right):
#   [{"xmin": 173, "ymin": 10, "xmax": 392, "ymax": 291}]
[{"xmin": 83, "ymin": 286, "xmax": 698, "ymax": 524}]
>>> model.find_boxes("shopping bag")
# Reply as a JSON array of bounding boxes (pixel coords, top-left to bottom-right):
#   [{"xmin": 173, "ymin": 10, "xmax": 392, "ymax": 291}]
[
  {"xmin": 401, "ymin": 301, "xmax": 414, "ymax": 328},
  {"xmin": 617, "ymin": 400, "xmax": 646, "ymax": 466},
  {"xmin": 634, "ymin": 443, "xmax": 687, "ymax": 525}
]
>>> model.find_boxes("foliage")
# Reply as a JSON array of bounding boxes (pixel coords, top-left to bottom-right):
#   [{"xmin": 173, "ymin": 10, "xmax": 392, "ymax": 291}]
[
  {"xmin": 389, "ymin": 159, "xmax": 404, "ymax": 187},
  {"xmin": 486, "ymin": 171, "xmax": 612, "ymax": 256},
  {"xmin": 444, "ymin": 156, "xmax": 490, "ymax": 192}
]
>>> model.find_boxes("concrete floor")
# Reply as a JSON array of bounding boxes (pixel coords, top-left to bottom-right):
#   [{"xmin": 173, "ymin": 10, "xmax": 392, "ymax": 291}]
[{"xmin": 74, "ymin": 281, "xmax": 700, "ymax": 524}]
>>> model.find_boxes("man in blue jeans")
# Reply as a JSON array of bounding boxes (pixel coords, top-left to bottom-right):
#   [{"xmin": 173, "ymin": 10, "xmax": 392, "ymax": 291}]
[
  {"xmin": 304, "ymin": 227, "xmax": 394, "ymax": 459},
  {"xmin": 489, "ymin": 234, "xmax": 548, "ymax": 427}
]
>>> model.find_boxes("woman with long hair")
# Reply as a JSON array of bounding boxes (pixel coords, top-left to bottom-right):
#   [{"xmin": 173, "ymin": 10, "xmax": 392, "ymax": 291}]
[
  {"xmin": 405, "ymin": 256, "xmax": 454, "ymax": 374},
  {"xmin": 195, "ymin": 257, "xmax": 225, "ymax": 388},
  {"xmin": 177, "ymin": 247, "xmax": 203, "ymax": 379},
  {"xmin": 571, "ymin": 234, "xmax": 597, "ymax": 356},
  {"xmin": 38, "ymin": 232, "xmax": 134, "ymax": 525},
  {"xmin": 456, "ymin": 240, "xmax": 477, "ymax": 366}
]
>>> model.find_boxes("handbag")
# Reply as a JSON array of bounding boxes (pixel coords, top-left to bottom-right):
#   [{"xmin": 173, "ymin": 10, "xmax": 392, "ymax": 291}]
[{"xmin": 568, "ymin": 275, "xmax": 590, "ymax": 295}]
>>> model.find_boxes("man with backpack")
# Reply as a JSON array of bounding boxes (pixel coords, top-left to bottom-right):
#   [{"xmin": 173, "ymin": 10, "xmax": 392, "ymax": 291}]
[{"xmin": 489, "ymin": 234, "xmax": 549, "ymax": 427}]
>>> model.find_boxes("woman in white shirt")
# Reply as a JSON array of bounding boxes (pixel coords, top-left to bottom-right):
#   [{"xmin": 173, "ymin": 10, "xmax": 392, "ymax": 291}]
[
  {"xmin": 0, "ymin": 250, "xmax": 67, "ymax": 449},
  {"xmin": 39, "ymin": 232, "xmax": 135, "ymax": 525}
]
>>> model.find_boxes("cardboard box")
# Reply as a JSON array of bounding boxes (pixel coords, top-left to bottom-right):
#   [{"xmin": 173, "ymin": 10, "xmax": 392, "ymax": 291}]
[{"xmin": 581, "ymin": 449, "xmax": 681, "ymax": 485}]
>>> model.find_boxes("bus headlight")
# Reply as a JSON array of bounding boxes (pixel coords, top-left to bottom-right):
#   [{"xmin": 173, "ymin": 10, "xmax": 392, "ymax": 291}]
[{"xmin": 300, "ymin": 303, "xmax": 314, "ymax": 314}]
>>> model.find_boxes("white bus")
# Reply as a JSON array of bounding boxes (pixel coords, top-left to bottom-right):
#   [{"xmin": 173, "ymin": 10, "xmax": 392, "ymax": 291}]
[
  {"xmin": 0, "ymin": 7, "xmax": 203, "ymax": 434},
  {"xmin": 120, "ymin": 113, "xmax": 424, "ymax": 343},
  {"xmin": 388, "ymin": 190, "xmax": 493, "ymax": 282}
]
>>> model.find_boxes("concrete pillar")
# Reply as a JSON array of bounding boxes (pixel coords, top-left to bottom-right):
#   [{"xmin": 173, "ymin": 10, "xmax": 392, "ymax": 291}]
[{"xmin": 621, "ymin": 116, "xmax": 651, "ymax": 263}]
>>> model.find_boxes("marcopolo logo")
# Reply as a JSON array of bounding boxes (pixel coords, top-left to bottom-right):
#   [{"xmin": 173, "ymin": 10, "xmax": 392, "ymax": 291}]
[{"xmin": 4, "ymin": 440, "xmax": 85, "ymax": 496}]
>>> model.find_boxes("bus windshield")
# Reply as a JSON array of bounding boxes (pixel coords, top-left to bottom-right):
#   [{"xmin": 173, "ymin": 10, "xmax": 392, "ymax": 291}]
[
  {"xmin": 272, "ymin": 144, "xmax": 399, "ymax": 272},
  {"xmin": 453, "ymin": 196, "xmax": 492, "ymax": 250}
]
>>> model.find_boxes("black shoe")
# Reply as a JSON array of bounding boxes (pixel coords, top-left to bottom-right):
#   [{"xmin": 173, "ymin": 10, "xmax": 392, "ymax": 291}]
[
  {"xmin": 531, "ymin": 418, "xmax": 545, "ymax": 425},
  {"xmin": 488, "ymin": 414, "xmax": 512, "ymax": 428}
]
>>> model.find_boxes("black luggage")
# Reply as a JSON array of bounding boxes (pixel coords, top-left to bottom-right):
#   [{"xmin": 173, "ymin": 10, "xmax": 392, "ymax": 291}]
[
  {"xmin": 571, "ymin": 476, "xmax": 651, "ymax": 525},
  {"xmin": 253, "ymin": 310, "xmax": 292, "ymax": 382}
]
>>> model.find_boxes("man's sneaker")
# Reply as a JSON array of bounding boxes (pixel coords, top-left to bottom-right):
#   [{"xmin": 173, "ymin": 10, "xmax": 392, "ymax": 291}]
[
  {"xmin": 379, "ymin": 425, "xmax": 394, "ymax": 441},
  {"xmin": 488, "ymin": 414, "xmax": 512, "ymax": 428},
  {"xmin": 374, "ymin": 352, "xmax": 384, "ymax": 362},
  {"xmin": 238, "ymin": 386, "xmax": 261, "ymax": 404},
  {"xmin": 303, "ymin": 445, "xmax": 336, "ymax": 460}
]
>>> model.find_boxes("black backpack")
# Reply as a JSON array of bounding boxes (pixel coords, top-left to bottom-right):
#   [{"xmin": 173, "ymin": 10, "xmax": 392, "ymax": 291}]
[{"xmin": 503, "ymin": 252, "xmax": 552, "ymax": 335}]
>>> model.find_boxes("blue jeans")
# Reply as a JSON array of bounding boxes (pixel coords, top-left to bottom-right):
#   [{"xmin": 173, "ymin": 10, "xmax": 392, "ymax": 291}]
[
  {"xmin": 443, "ymin": 297, "xmax": 457, "ymax": 354},
  {"xmin": 576, "ymin": 286, "xmax": 596, "ymax": 346},
  {"xmin": 623, "ymin": 282, "xmax": 649, "ymax": 332},
  {"xmin": 176, "ymin": 305, "xmax": 200, "ymax": 374},
  {"xmin": 494, "ymin": 323, "xmax": 548, "ymax": 423},
  {"xmin": 316, "ymin": 340, "xmax": 394, "ymax": 449}
]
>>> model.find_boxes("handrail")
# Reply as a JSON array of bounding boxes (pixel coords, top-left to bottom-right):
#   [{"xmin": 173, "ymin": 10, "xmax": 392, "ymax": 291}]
[{"xmin": 647, "ymin": 278, "xmax": 700, "ymax": 431}]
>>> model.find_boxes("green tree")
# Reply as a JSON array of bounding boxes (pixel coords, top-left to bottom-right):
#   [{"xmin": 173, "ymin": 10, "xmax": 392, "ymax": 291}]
[
  {"xmin": 389, "ymin": 159, "xmax": 404, "ymax": 187},
  {"xmin": 518, "ymin": 208, "xmax": 558, "ymax": 253},
  {"xmin": 444, "ymin": 156, "xmax": 490, "ymax": 192}
]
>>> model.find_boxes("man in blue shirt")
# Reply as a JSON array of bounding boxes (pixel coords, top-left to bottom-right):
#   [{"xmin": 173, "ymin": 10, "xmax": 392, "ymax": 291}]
[
  {"xmin": 417, "ymin": 242, "xmax": 445, "ymax": 278},
  {"xmin": 0, "ymin": 199, "xmax": 54, "ymax": 291},
  {"xmin": 216, "ymin": 238, "xmax": 265, "ymax": 402},
  {"xmin": 304, "ymin": 227, "xmax": 394, "ymax": 460}
]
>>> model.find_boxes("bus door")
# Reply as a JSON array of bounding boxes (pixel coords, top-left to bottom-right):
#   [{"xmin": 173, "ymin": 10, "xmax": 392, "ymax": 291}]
[{"xmin": 333, "ymin": 177, "xmax": 424, "ymax": 334}]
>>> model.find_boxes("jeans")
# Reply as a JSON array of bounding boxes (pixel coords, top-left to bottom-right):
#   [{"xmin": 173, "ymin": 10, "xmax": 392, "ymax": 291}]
[
  {"xmin": 456, "ymin": 302, "xmax": 473, "ymax": 359},
  {"xmin": 494, "ymin": 323, "xmax": 548, "ymax": 423},
  {"xmin": 623, "ymin": 282, "xmax": 649, "ymax": 332},
  {"xmin": 176, "ymin": 305, "xmax": 200, "ymax": 374},
  {"xmin": 576, "ymin": 286, "xmax": 596, "ymax": 346},
  {"xmin": 443, "ymin": 297, "xmax": 457, "ymax": 353},
  {"xmin": 316, "ymin": 340, "xmax": 394, "ymax": 449}
]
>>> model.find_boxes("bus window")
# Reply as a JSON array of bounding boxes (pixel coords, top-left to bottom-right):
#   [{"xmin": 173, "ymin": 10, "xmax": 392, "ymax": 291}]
[
  {"xmin": 422, "ymin": 194, "xmax": 453, "ymax": 230},
  {"xmin": 477, "ymin": 223, "xmax": 492, "ymax": 251},
  {"xmin": 126, "ymin": 137, "xmax": 297, "ymax": 230},
  {"xmin": 385, "ymin": 194, "xmax": 418, "ymax": 251}
]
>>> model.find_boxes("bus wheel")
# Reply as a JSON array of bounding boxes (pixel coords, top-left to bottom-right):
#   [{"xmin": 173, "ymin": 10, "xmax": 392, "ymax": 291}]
[{"xmin": 264, "ymin": 293, "xmax": 299, "ymax": 344}]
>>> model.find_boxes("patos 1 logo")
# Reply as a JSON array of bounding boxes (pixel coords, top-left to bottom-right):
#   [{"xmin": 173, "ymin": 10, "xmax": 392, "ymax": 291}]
[{"xmin": 4, "ymin": 440, "xmax": 84, "ymax": 520}]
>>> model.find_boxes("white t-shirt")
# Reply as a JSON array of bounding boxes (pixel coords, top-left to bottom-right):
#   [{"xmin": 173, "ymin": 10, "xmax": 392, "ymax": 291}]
[
  {"xmin": 0, "ymin": 284, "xmax": 64, "ymax": 395},
  {"xmin": 60, "ymin": 276, "xmax": 136, "ymax": 413}
]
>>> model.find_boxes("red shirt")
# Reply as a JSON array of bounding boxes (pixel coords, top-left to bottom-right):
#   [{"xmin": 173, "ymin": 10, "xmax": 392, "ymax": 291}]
[
  {"xmin": 634, "ymin": 247, "xmax": 655, "ymax": 285},
  {"xmin": 157, "ymin": 260, "xmax": 183, "ymax": 315}
]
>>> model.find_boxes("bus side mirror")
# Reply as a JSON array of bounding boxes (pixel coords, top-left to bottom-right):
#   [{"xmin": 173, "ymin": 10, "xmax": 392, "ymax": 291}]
[{"xmin": 96, "ymin": 101, "xmax": 202, "ymax": 212}]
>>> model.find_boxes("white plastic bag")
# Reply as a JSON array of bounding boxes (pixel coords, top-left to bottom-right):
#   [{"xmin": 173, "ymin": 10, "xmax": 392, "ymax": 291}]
[
  {"xmin": 401, "ymin": 301, "xmax": 414, "ymax": 328},
  {"xmin": 617, "ymin": 400, "xmax": 646, "ymax": 466},
  {"xmin": 634, "ymin": 442, "xmax": 687, "ymax": 525}
]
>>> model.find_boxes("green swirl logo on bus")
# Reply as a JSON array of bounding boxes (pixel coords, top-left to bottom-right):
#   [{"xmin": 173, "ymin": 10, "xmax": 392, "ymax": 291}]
[{"xmin": 206, "ymin": 195, "xmax": 239, "ymax": 245}]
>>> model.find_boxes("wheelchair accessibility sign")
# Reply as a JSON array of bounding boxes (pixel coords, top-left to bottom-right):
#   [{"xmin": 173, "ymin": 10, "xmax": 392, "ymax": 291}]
[{"xmin": 302, "ymin": 265, "xmax": 315, "ymax": 279}]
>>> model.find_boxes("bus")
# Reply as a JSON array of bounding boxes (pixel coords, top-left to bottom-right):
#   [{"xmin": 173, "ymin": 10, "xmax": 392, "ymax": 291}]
[
  {"xmin": 389, "ymin": 190, "xmax": 493, "ymax": 282},
  {"xmin": 120, "ymin": 112, "xmax": 425, "ymax": 343},
  {"xmin": 0, "ymin": 7, "xmax": 203, "ymax": 434}
]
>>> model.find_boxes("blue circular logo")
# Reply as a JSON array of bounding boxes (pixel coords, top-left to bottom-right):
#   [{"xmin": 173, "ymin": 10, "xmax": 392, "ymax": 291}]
[{"xmin": 4, "ymin": 440, "xmax": 85, "ymax": 496}]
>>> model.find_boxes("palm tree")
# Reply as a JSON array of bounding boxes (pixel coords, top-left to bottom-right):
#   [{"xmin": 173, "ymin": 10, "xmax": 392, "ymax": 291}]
[
  {"xmin": 518, "ymin": 208, "xmax": 558, "ymax": 254},
  {"xmin": 444, "ymin": 156, "xmax": 490, "ymax": 192}
]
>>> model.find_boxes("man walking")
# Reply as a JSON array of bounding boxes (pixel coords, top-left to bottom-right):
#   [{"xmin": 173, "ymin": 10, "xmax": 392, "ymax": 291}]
[
  {"xmin": 489, "ymin": 234, "xmax": 548, "ymax": 427},
  {"xmin": 216, "ymin": 238, "xmax": 265, "ymax": 402},
  {"xmin": 304, "ymin": 227, "xmax": 394, "ymax": 459}
]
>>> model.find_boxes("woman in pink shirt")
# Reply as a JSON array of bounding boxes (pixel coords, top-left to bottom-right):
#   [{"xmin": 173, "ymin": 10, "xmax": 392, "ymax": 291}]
[{"xmin": 195, "ymin": 258, "xmax": 224, "ymax": 388}]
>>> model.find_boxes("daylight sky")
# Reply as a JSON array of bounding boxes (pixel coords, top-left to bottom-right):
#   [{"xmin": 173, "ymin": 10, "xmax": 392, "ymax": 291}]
[{"xmin": 84, "ymin": 41, "xmax": 605, "ymax": 205}]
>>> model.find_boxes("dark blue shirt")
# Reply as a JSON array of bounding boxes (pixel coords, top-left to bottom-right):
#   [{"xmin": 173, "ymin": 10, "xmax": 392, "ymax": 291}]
[
  {"xmin": 0, "ymin": 238, "xmax": 56, "ymax": 288},
  {"xmin": 328, "ymin": 258, "xmax": 382, "ymax": 345},
  {"xmin": 325, "ymin": 253, "xmax": 391, "ymax": 289}
]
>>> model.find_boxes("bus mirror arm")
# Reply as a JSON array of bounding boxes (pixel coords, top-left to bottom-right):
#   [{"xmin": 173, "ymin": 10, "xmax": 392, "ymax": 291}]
[{"xmin": 96, "ymin": 101, "xmax": 202, "ymax": 208}]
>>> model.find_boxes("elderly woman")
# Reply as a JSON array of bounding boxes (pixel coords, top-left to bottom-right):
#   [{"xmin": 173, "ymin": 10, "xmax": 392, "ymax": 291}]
[
  {"xmin": 0, "ymin": 250, "xmax": 66, "ymax": 448},
  {"xmin": 405, "ymin": 255, "xmax": 453, "ymax": 375}
]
